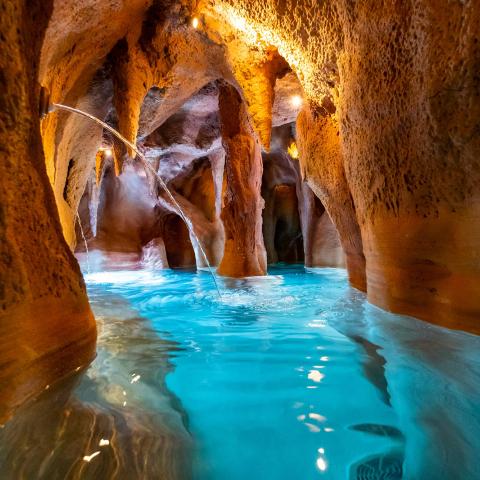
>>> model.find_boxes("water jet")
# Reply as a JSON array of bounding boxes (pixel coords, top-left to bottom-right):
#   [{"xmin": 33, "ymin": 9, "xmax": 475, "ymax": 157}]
[{"xmin": 47, "ymin": 101, "xmax": 223, "ymax": 297}]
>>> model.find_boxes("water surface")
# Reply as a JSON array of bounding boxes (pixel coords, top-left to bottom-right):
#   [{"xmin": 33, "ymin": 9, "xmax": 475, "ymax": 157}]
[{"xmin": 1, "ymin": 257, "xmax": 479, "ymax": 479}]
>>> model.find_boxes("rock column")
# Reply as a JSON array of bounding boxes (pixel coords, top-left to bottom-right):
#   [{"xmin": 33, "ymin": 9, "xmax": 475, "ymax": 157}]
[
  {"xmin": 337, "ymin": 0, "xmax": 480, "ymax": 331},
  {"xmin": 217, "ymin": 83, "xmax": 267, "ymax": 277},
  {"xmin": 297, "ymin": 108, "xmax": 366, "ymax": 290}
]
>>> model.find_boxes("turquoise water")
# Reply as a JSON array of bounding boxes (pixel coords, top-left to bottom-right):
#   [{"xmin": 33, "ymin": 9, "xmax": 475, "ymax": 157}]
[
  {"xmin": 82, "ymin": 260, "xmax": 480, "ymax": 479},
  {"xmin": 1, "ymin": 258, "xmax": 479, "ymax": 479}
]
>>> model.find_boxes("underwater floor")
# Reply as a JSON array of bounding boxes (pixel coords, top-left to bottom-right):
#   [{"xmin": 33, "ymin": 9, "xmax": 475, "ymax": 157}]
[{"xmin": 1, "ymin": 254, "xmax": 479, "ymax": 479}]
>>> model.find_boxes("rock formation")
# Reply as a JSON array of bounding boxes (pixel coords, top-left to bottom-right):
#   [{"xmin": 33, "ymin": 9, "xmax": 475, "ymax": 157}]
[
  {"xmin": 263, "ymin": 125, "xmax": 345, "ymax": 267},
  {"xmin": 217, "ymin": 82, "xmax": 267, "ymax": 276},
  {"xmin": 1, "ymin": 0, "xmax": 479, "ymax": 421},
  {"xmin": 297, "ymin": 109, "xmax": 365, "ymax": 287},
  {"xmin": 0, "ymin": 0, "xmax": 95, "ymax": 423},
  {"xmin": 200, "ymin": 0, "xmax": 480, "ymax": 331}
]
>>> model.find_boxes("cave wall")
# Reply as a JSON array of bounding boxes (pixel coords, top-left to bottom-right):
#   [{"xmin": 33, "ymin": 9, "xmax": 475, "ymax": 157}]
[
  {"xmin": 202, "ymin": 0, "xmax": 480, "ymax": 331},
  {"xmin": 263, "ymin": 125, "xmax": 345, "ymax": 268},
  {"xmin": 74, "ymin": 78, "xmax": 344, "ymax": 273},
  {"xmin": 0, "ymin": 0, "xmax": 95, "ymax": 422},
  {"xmin": 31, "ymin": 0, "xmax": 480, "ymax": 331},
  {"xmin": 297, "ymin": 182, "xmax": 345, "ymax": 269},
  {"xmin": 337, "ymin": 1, "xmax": 480, "ymax": 332},
  {"xmin": 36, "ymin": 0, "xmax": 341, "ymax": 280},
  {"xmin": 296, "ymin": 110, "xmax": 365, "ymax": 288},
  {"xmin": 77, "ymin": 157, "xmax": 220, "ymax": 270},
  {"xmin": 45, "ymin": 0, "xmax": 479, "ymax": 330},
  {"xmin": 39, "ymin": 0, "xmax": 153, "ymax": 246},
  {"xmin": 94, "ymin": 165, "xmax": 158, "ymax": 252}
]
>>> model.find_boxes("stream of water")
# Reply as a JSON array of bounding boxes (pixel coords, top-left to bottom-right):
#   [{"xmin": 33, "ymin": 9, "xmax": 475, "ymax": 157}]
[{"xmin": 51, "ymin": 103, "xmax": 222, "ymax": 296}]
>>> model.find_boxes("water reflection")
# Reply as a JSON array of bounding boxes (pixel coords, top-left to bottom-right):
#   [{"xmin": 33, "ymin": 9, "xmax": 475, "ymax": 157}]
[
  {"xmin": 2, "ymin": 262, "xmax": 480, "ymax": 480},
  {"xmin": 328, "ymin": 288, "xmax": 480, "ymax": 480},
  {"xmin": 316, "ymin": 448, "xmax": 328, "ymax": 473},
  {"xmin": 350, "ymin": 335, "xmax": 391, "ymax": 406},
  {"xmin": 0, "ymin": 291, "xmax": 192, "ymax": 480}
]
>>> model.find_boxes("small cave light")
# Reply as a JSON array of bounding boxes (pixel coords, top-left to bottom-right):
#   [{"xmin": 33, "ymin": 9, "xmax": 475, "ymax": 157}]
[
  {"xmin": 104, "ymin": 148, "xmax": 113, "ymax": 157},
  {"xmin": 291, "ymin": 95, "xmax": 303, "ymax": 108},
  {"xmin": 288, "ymin": 141, "xmax": 299, "ymax": 160},
  {"xmin": 191, "ymin": 17, "xmax": 199, "ymax": 29}
]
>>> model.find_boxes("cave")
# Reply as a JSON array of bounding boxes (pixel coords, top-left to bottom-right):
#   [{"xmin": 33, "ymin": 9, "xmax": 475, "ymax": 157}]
[{"xmin": 0, "ymin": 1, "xmax": 479, "ymax": 479}]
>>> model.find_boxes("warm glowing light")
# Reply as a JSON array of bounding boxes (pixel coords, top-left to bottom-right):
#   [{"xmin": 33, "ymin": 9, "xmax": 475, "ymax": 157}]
[
  {"xmin": 192, "ymin": 17, "xmax": 199, "ymax": 29},
  {"xmin": 99, "ymin": 439, "xmax": 110, "ymax": 447},
  {"xmin": 291, "ymin": 95, "xmax": 303, "ymax": 108},
  {"xmin": 104, "ymin": 148, "xmax": 113, "ymax": 157},
  {"xmin": 288, "ymin": 141, "xmax": 299, "ymax": 159},
  {"xmin": 211, "ymin": 4, "xmax": 316, "ymax": 91}
]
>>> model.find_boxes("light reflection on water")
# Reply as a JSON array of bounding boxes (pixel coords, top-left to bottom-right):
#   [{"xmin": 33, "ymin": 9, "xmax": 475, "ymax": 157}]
[
  {"xmin": 1, "ymin": 256, "xmax": 480, "ymax": 480},
  {"xmin": 0, "ymin": 283, "xmax": 192, "ymax": 480}
]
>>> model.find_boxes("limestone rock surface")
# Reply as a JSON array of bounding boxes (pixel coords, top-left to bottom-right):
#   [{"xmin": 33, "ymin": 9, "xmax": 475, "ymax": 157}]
[{"xmin": 0, "ymin": 0, "xmax": 95, "ymax": 422}]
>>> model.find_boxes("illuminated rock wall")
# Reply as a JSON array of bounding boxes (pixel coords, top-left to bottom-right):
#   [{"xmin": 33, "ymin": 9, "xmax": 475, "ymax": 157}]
[
  {"xmin": 217, "ymin": 82, "xmax": 267, "ymax": 277},
  {"xmin": 0, "ymin": 0, "xmax": 95, "ymax": 422},
  {"xmin": 204, "ymin": 0, "xmax": 480, "ymax": 331}
]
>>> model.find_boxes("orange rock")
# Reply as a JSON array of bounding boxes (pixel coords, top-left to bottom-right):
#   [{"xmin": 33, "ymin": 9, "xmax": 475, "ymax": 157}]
[
  {"xmin": 297, "ymin": 108, "xmax": 366, "ymax": 290},
  {"xmin": 217, "ymin": 82, "xmax": 267, "ymax": 277},
  {"xmin": 298, "ymin": 182, "xmax": 345, "ymax": 269},
  {"xmin": 0, "ymin": 0, "xmax": 95, "ymax": 423}
]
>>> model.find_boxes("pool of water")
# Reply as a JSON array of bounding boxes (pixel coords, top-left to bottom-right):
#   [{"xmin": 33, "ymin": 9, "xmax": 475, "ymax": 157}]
[{"xmin": 1, "ymin": 257, "xmax": 480, "ymax": 479}]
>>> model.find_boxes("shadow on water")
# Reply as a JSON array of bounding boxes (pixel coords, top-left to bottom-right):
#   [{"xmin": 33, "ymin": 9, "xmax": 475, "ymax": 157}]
[{"xmin": 0, "ymin": 289, "xmax": 192, "ymax": 480}]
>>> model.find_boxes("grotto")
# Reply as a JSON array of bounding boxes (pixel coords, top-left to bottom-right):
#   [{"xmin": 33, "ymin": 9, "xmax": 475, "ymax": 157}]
[{"xmin": 0, "ymin": 1, "xmax": 479, "ymax": 478}]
